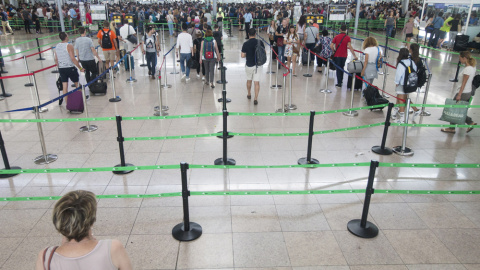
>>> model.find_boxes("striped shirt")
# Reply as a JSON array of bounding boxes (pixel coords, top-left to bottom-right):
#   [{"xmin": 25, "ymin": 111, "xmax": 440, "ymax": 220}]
[{"xmin": 56, "ymin": 42, "xmax": 74, "ymax": 68}]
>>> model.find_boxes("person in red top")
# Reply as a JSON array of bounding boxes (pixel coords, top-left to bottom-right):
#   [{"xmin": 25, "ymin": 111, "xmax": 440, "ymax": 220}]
[{"xmin": 330, "ymin": 24, "xmax": 358, "ymax": 87}]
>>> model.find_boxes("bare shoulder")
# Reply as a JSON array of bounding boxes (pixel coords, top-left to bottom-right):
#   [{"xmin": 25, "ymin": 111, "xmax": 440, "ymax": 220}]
[{"xmin": 34, "ymin": 248, "xmax": 46, "ymax": 270}]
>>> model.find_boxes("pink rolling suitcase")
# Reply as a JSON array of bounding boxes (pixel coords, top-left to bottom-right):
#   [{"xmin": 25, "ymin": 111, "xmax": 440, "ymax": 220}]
[{"xmin": 66, "ymin": 90, "xmax": 84, "ymax": 113}]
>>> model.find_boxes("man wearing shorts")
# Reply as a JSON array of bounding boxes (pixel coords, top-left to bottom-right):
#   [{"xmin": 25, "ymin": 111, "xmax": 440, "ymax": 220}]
[
  {"xmin": 54, "ymin": 32, "xmax": 84, "ymax": 104},
  {"xmin": 97, "ymin": 20, "xmax": 117, "ymax": 70},
  {"xmin": 241, "ymin": 28, "xmax": 265, "ymax": 105}
]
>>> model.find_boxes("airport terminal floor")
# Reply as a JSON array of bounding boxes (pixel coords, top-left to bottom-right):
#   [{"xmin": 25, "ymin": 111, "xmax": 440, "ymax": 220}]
[{"xmin": 0, "ymin": 27, "xmax": 479, "ymax": 269}]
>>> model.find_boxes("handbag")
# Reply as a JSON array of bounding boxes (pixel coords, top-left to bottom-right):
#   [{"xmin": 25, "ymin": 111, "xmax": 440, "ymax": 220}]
[
  {"xmin": 126, "ymin": 25, "xmax": 138, "ymax": 44},
  {"xmin": 309, "ymin": 27, "xmax": 317, "ymax": 44},
  {"xmin": 187, "ymin": 57, "xmax": 199, "ymax": 69},
  {"xmin": 439, "ymin": 98, "xmax": 469, "ymax": 124},
  {"xmin": 412, "ymin": 26, "xmax": 419, "ymax": 35},
  {"xmin": 347, "ymin": 60, "xmax": 364, "ymax": 73}
]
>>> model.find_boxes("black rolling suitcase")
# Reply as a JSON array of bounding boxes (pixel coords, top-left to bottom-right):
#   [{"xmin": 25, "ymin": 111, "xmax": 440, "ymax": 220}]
[
  {"xmin": 272, "ymin": 45, "xmax": 278, "ymax": 60},
  {"xmin": 363, "ymin": 86, "xmax": 388, "ymax": 110},
  {"xmin": 454, "ymin": 34, "xmax": 469, "ymax": 52},
  {"xmin": 347, "ymin": 73, "xmax": 363, "ymax": 91},
  {"xmin": 302, "ymin": 50, "xmax": 308, "ymax": 66},
  {"xmin": 89, "ymin": 77, "xmax": 107, "ymax": 95},
  {"xmin": 97, "ymin": 60, "xmax": 108, "ymax": 80}
]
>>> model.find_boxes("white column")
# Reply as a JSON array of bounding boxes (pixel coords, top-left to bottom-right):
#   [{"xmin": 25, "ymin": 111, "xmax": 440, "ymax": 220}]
[
  {"xmin": 57, "ymin": 0, "xmax": 65, "ymax": 32},
  {"xmin": 465, "ymin": 0, "xmax": 474, "ymax": 34},
  {"xmin": 354, "ymin": 0, "xmax": 360, "ymax": 36}
]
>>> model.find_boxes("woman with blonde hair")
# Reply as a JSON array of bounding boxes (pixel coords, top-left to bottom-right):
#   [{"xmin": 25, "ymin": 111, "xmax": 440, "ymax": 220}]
[
  {"xmin": 441, "ymin": 51, "xmax": 477, "ymax": 134},
  {"xmin": 360, "ymin": 36, "xmax": 382, "ymax": 85},
  {"xmin": 285, "ymin": 25, "xmax": 300, "ymax": 76},
  {"xmin": 35, "ymin": 190, "xmax": 132, "ymax": 270}
]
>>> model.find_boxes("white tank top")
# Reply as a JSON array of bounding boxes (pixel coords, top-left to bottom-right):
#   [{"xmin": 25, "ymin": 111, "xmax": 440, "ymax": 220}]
[
  {"xmin": 55, "ymin": 42, "xmax": 74, "ymax": 68},
  {"xmin": 43, "ymin": 239, "xmax": 117, "ymax": 270}
]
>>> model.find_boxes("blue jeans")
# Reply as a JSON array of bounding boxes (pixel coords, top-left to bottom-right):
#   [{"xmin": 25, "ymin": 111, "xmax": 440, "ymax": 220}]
[
  {"xmin": 180, "ymin": 53, "xmax": 191, "ymax": 77},
  {"xmin": 277, "ymin": 45, "xmax": 285, "ymax": 64},
  {"xmin": 333, "ymin": 57, "xmax": 347, "ymax": 85},
  {"xmin": 386, "ymin": 25, "xmax": 394, "ymax": 37},
  {"xmin": 168, "ymin": 21, "xmax": 174, "ymax": 35},
  {"xmin": 146, "ymin": 52, "xmax": 157, "ymax": 75}
]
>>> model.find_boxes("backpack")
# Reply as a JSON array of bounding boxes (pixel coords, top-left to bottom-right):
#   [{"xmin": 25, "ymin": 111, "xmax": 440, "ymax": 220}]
[
  {"xmin": 399, "ymin": 60, "xmax": 418, "ymax": 93},
  {"xmin": 472, "ymin": 74, "xmax": 480, "ymax": 96},
  {"xmin": 56, "ymin": 77, "xmax": 63, "ymax": 91},
  {"xmin": 152, "ymin": 12, "xmax": 158, "ymax": 23},
  {"xmin": 204, "ymin": 39, "xmax": 214, "ymax": 59},
  {"xmin": 139, "ymin": 11, "xmax": 145, "ymax": 21},
  {"xmin": 144, "ymin": 33, "xmax": 157, "ymax": 50},
  {"xmin": 101, "ymin": 30, "xmax": 113, "ymax": 49},
  {"xmin": 255, "ymin": 39, "xmax": 267, "ymax": 66},
  {"xmin": 416, "ymin": 59, "xmax": 427, "ymax": 88}
]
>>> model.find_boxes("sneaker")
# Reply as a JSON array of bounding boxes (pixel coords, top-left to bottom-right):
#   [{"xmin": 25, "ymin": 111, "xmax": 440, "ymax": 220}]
[
  {"xmin": 181, "ymin": 74, "xmax": 186, "ymax": 81},
  {"xmin": 202, "ymin": 76, "xmax": 205, "ymax": 81},
  {"xmin": 196, "ymin": 74, "xmax": 200, "ymax": 78},
  {"xmin": 86, "ymin": 95, "xmax": 90, "ymax": 100},
  {"xmin": 411, "ymin": 110, "xmax": 421, "ymax": 122},
  {"xmin": 186, "ymin": 77, "xmax": 190, "ymax": 82},
  {"xmin": 211, "ymin": 83, "xmax": 215, "ymax": 88},
  {"xmin": 396, "ymin": 112, "xmax": 405, "ymax": 123},
  {"xmin": 391, "ymin": 107, "xmax": 400, "ymax": 120}
]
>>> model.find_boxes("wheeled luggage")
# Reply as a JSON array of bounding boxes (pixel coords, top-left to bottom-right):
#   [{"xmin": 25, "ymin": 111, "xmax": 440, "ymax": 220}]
[
  {"xmin": 453, "ymin": 34, "xmax": 469, "ymax": 52},
  {"xmin": 124, "ymin": 54, "xmax": 135, "ymax": 71},
  {"xmin": 347, "ymin": 73, "xmax": 363, "ymax": 91},
  {"xmin": 363, "ymin": 85, "xmax": 388, "ymax": 110},
  {"xmin": 272, "ymin": 45, "xmax": 278, "ymax": 60},
  {"xmin": 302, "ymin": 50, "xmax": 308, "ymax": 66},
  {"xmin": 66, "ymin": 89, "xmax": 84, "ymax": 113}
]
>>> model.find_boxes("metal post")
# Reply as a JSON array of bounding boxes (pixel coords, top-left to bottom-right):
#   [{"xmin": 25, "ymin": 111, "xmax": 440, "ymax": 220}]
[
  {"xmin": 270, "ymin": 60, "xmax": 282, "ymax": 89},
  {"xmin": 347, "ymin": 160, "xmax": 379, "ymax": 238},
  {"xmin": 35, "ymin": 38, "xmax": 45, "ymax": 60},
  {"xmin": 126, "ymin": 52, "xmax": 137, "ymax": 83},
  {"xmin": 276, "ymin": 74, "xmax": 288, "ymax": 113},
  {"xmin": 343, "ymin": 74, "xmax": 358, "ymax": 116},
  {"xmin": 298, "ymin": 110, "xmax": 319, "ymax": 165},
  {"xmin": 161, "ymin": 58, "xmax": 171, "ymax": 88},
  {"xmin": 381, "ymin": 60, "xmax": 389, "ymax": 98},
  {"xmin": 217, "ymin": 67, "xmax": 231, "ymax": 103},
  {"xmin": 0, "ymin": 49, "xmax": 8, "ymax": 74},
  {"xmin": 214, "ymin": 110, "xmax": 236, "ymax": 165},
  {"xmin": 320, "ymin": 60, "xmax": 332, "ymax": 93},
  {"xmin": 172, "ymin": 162, "xmax": 203, "ymax": 241},
  {"xmin": 393, "ymin": 98, "xmax": 414, "ymax": 156},
  {"xmin": 31, "ymin": 73, "xmax": 48, "ymax": 113},
  {"xmin": 267, "ymin": 46, "xmax": 275, "ymax": 74},
  {"xmin": 109, "ymin": 69, "xmax": 121, "ymax": 102},
  {"xmin": 385, "ymin": 34, "xmax": 389, "ymax": 59},
  {"xmin": 170, "ymin": 47, "xmax": 179, "ymax": 74},
  {"xmin": 372, "ymin": 103, "xmax": 394, "ymax": 155},
  {"xmin": 33, "ymin": 106, "xmax": 57, "ymax": 165},
  {"xmin": 0, "ymin": 130, "xmax": 21, "ymax": 178},
  {"xmin": 113, "ymin": 115, "xmax": 134, "ymax": 174},
  {"xmin": 420, "ymin": 73, "xmax": 432, "ymax": 116},
  {"xmin": 79, "ymin": 85, "xmax": 97, "ymax": 132},
  {"xmin": 51, "ymin": 48, "xmax": 59, "ymax": 73},
  {"xmin": 303, "ymin": 48, "xmax": 312, "ymax": 77},
  {"xmin": 140, "ymin": 27, "xmax": 147, "ymax": 67},
  {"xmin": 287, "ymin": 69, "xmax": 297, "ymax": 110},
  {"xmin": 450, "ymin": 60, "xmax": 461, "ymax": 82},
  {"xmin": 23, "ymin": 56, "xmax": 34, "ymax": 87},
  {"xmin": 154, "ymin": 74, "xmax": 169, "ymax": 116}
]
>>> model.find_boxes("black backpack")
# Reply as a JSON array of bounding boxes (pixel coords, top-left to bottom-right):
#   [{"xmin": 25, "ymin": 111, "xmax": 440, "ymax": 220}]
[
  {"xmin": 399, "ymin": 60, "xmax": 418, "ymax": 93},
  {"xmin": 101, "ymin": 30, "xmax": 113, "ymax": 49},
  {"xmin": 416, "ymin": 60, "xmax": 427, "ymax": 88},
  {"xmin": 472, "ymin": 74, "xmax": 480, "ymax": 96},
  {"xmin": 255, "ymin": 39, "xmax": 266, "ymax": 67},
  {"xmin": 56, "ymin": 77, "xmax": 63, "ymax": 91},
  {"xmin": 363, "ymin": 85, "xmax": 388, "ymax": 109}
]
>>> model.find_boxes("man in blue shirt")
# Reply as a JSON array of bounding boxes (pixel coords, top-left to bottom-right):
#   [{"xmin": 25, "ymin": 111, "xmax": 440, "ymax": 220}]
[
  {"xmin": 69, "ymin": 5, "xmax": 77, "ymax": 30},
  {"xmin": 427, "ymin": 12, "xmax": 445, "ymax": 48},
  {"xmin": 244, "ymin": 8, "xmax": 253, "ymax": 39}
]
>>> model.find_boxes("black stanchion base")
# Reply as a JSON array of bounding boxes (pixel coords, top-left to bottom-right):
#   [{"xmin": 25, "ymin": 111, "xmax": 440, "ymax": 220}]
[
  {"xmin": 297, "ymin": 158, "xmax": 320, "ymax": 165},
  {"xmin": 216, "ymin": 131, "xmax": 234, "ymax": 139},
  {"xmin": 37, "ymin": 57, "xmax": 46, "ymax": 61},
  {"xmin": 109, "ymin": 97, "xmax": 122, "ymax": 102},
  {"xmin": 371, "ymin": 146, "xmax": 393, "ymax": 155},
  {"xmin": 214, "ymin": 158, "xmax": 236, "ymax": 165},
  {"xmin": 1, "ymin": 70, "xmax": 8, "ymax": 74},
  {"xmin": 24, "ymin": 83, "xmax": 34, "ymax": 87},
  {"xmin": 51, "ymin": 70, "xmax": 59, "ymax": 74},
  {"xmin": 0, "ymin": 93, "xmax": 12, "ymax": 98},
  {"xmin": 347, "ymin": 219, "xmax": 379, "ymax": 238},
  {"xmin": 0, "ymin": 166, "xmax": 22, "ymax": 178},
  {"xmin": 216, "ymin": 80, "xmax": 228, "ymax": 84},
  {"xmin": 218, "ymin": 66, "xmax": 227, "ymax": 70},
  {"xmin": 217, "ymin": 98, "xmax": 231, "ymax": 103},
  {"xmin": 112, "ymin": 163, "xmax": 134, "ymax": 175},
  {"xmin": 140, "ymin": 64, "xmax": 148, "ymax": 67},
  {"xmin": 172, "ymin": 222, "xmax": 202, "ymax": 241},
  {"xmin": 303, "ymin": 74, "xmax": 313, "ymax": 77},
  {"xmin": 449, "ymin": 78, "xmax": 458, "ymax": 82}
]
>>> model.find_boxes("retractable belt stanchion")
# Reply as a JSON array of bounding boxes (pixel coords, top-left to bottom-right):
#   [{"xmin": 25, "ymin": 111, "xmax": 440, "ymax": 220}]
[
  {"xmin": 126, "ymin": 52, "xmax": 137, "ymax": 83},
  {"xmin": 161, "ymin": 57, "xmax": 172, "ymax": 88},
  {"xmin": 140, "ymin": 28, "xmax": 147, "ymax": 67},
  {"xmin": 109, "ymin": 69, "xmax": 121, "ymax": 102},
  {"xmin": 228, "ymin": 19, "xmax": 233, "ymax": 37},
  {"xmin": 214, "ymin": 110, "xmax": 236, "ymax": 165},
  {"xmin": 31, "ymin": 73, "xmax": 48, "ymax": 113},
  {"xmin": 271, "ymin": 60, "xmax": 282, "ymax": 89},
  {"xmin": 303, "ymin": 48, "xmax": 312, "ymax": 77},
  {"xmin": 51, "ymin": 48, "xmax": 59, "ymax": 73},
  {"xmin": 33, "ymin": 106, "xmax": 58, "ymax": 165},
  {"xmin": 450, "ymin": 60, "xmax": 461, "ymax": 82},
  {"xmin": 23, "ymin": 56, "xmax": 34, "ymax": 87},
  {"xmin": 287, "ymin": 68, "xmax": 296, "ymax": 110},
  {"xmin": 420, "ymin": 73, "xmax": 432, "ymax": 116},
  {"xmin": 276, "ymin": 73, "xmax": 288, "ymax": 113},
  {"xmin": 372, "ymin": 103, "xmax": 394, "ymax": 155},
  {"xmin": 343, "ymin": 75, "xmax": 358, "ymax": 117},
  {"xmin": 35, "ymin": 38, "xmax": 46, "ymax": 60},
  {"xmin": 298, "ymin": 110, "xmax": 319, "ymax": 165},
  {"xmin": 393, "ymin": 99, "xmax": 414, "ymax": 156},
  {"xmin": 216, "ymin": 62, "xmax": 228, "ymax": 85},
  {"xmin": 154, "ymin": 74, "xmax": 169, "ymax": 116},
  {"xmin": 0, "ymin": 49, "xmax": 7, "ymax": 74},
  {"xmin": 79, "ymin": 85, "xmax": 97, "ymax": 132},
  {"xmin": 347, "ymin": 160, "xmax": 379, "ymax": 239},
  {"xmin": 172, "ymin": 162, "xmax": 202, "ymax": 241},
  {"xmin": 0, "ymin": 130, "xmax": 21, "ymax": 178},
  {"xmin": 320, "ymin": 60, "xmax": 332, "ymax": 93},
  {"xmin": 267, "ymin": 46, "xmax": 275, "ymax": 74},
  {"xmin": 170, "ymin": 47, "xmax": 179, "ymax": 75},
  {"xmin": 217, "ymin": 66, "xmax": 231, "ymax": 103},
  {"xmin": 0, "ymin": 79, "xmax": 7, "ymax": 99},
  {"xmin": 113, "ymin": 115, "xmax": 134, "ymax": 174},
  {"xmin": 381, "ymin": 60, "xmax": 389, "ymax": 98}
]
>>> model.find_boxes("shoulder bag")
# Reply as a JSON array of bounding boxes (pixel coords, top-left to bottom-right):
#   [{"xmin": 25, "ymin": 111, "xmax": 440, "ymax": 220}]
[
  {"xmin": 126, "ymin": 25, "xmax": 138, "ymax": 44},
  {"xmin": 329, "ymin": 34, "xmax": 347, "ymax": 71}
]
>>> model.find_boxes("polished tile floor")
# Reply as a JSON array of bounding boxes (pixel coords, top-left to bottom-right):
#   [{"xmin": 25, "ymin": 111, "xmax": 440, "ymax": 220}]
[{"xmin": 0, "ymin": 28, "xmax": 479, "ymax": 269}]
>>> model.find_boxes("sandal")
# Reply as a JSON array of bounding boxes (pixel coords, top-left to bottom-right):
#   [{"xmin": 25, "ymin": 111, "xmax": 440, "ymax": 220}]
[
  {"xmin": 441, "ymin": 128, "xmax": 456, "ymax": 134},
  {"xmin": 247, "ymin": 95, "xmax": 251, "ymax": 99},
  {"xmin": 467, "ymin": 123, "xmax": 477, "ymax": 133},
  {"xmin": 254, "ymin": 100, "xmax": 258, "ymax": 105}
]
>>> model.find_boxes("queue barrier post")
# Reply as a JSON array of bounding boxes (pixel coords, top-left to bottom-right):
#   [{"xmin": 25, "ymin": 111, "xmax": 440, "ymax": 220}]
[
  {"xmin": 154, "ymin": 74, "xmax": 169, "ymax": 116},
  {"xmin": 342, "ymin": 74, "xmax": 358, "ymax": 117},
  {"xmin": 113, "ymin": 115, "xmax": 134, "ymax": 174},
  {"xmin": 298, "ymin": 110, "xmax": 319, "ymax": 165},
  {"xmin": 216, "ymin": 89, "xmax": 233, "ymax": 139},
  {"xmin": 384, "ymin": 34, "xmax": 389, "ymax": 59},
  {"xmin": 51, "ymin": 48, "xmax": 59, "ymax": 73},
  {"xmin": 0, "ymin": 49, "xmax": 7, "ymax": 74},
  {"xmin": 217, "ymin": 66, "xmax": 231, "ymax": 104},
  {"xmin": 216, "ymin": 63, "xmax": 228, "ymax": 85},
  {"xmin": 347, "ymin": 160, "xmax": 379, "ymax": 238},
  {"xmin": 170, "ymin": 49, "xmax": 179, "ymax": 75},
  {"xmin": 31, "ymin": 73, "xmax": 48, "ymax": 113},
  {"xmin": 109, "ymin": 69, "xmax": 121, "ymax": 102},
  {"xmin": 267, "ymin": 46, "xmax": 275, "ymax": 74},
  {"xmin": 23, "ymin": 56, "xmax": 34, "ymax": 87},
  {"xmin": 303, "ymin": 48, "xmax": 312, "ymax": 77},
  {"xmin": 319, "ymin": 60, "xmax": 332, "ymax": 94},
  {"xmin": 33, "ymin": 106, "xmax": 58, "ymax": 165},
  {"xmin": 0, "ymin": 130, "xmax": 21, "ymax": 178},
  {"xmin": 287, "ymin": 69, "xmax": 297, "ymax": 110},
  {"xmin": 0, "ymin": 78, "xmax": 9, "ymax": 99},
  {"xmin": 380, "ymin": 60, "xmax": 389, "ymax": 98},
  {"xmin": 79, "ymin": 85, "xmax": 98, "ymax": 132},
  {"xmin": 276, "ymin": 73, "xmax": 288, "ymax": 113},
  {"xmin": 214, "ymin": 110, "xmax": 236, "ymax": 165},
  {"xmin": 35, "ymin": 38, "xmax": 46, "ymax": 61},
  {"xmin": 372, "ymin": 103, "xmax": 394, "ymax": 155},
  {"xmin": 420, "ymin": 73, "xmax": 432, "ymax": 116},
  {"xmin": 126, "ymin": 52, "xmax": 137, "ymax": 83},
  {"xmin": 172, "ymin": 162, "xmax": 203, "ymax": 241},
  {"xmin": 140, "ymin": 27, "xmax": 147, "ymax": 67},
  {"xmin": 161, "ymin": 57, "xmax": 172, "ymax": 88},
  {"xmin": 450, "ymin": 60, "xmax": 461, "ymax": 83},
  {"xmin": 393, "ymin": 98, "xmax": 414, "ymax": 156},
  {"xmin": 271, "ymin": 58, "xmax": 282, "ymax": 89}
]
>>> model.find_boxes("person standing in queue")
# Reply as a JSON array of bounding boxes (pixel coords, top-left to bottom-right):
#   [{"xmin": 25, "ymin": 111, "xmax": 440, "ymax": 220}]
[
  {"xmin": 330, "ymin": 24, "xmax": 357, "ymax": 87},
  {"xmin": 176, "ymin": 22, "xmax": 194, "ymax": 82},
  {"xmin": 141, "ymin": 26, "xmax": 160, "ymax": 79},
  {"xmin": 244, "ymin": 8, "xmax": 253, "ymax": 39},
  {"xmin": 97, "ymin": 21, "xmax": 117, "ymax": 70},
  {"xmin": 241, "ymin": 28, "xmax": 265, "ymax": 105}
]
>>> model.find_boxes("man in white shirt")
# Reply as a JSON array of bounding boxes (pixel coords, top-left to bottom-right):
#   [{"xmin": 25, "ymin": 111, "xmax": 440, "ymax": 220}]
[
  {"xmin": 176, "ymin": 22, "xmax": 194, "ymax": 82},
  {"xmin": 119, "ymin": 22, "xmax": 136, "ymax": 52}
]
